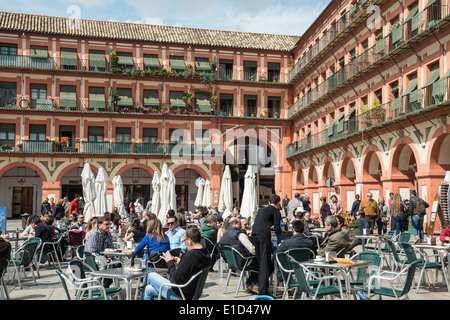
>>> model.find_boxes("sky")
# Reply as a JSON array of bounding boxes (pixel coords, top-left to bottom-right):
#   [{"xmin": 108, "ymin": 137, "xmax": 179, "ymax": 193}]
[{"xmin": 0, "ymin": 0, "xmax": 331, "ymax": 36}]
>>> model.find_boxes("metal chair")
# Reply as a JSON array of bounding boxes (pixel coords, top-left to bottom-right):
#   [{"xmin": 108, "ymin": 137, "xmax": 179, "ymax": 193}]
[
  {"xmin": 0, "ymin": 258, "xmax": 10, "ymax": 300},
  {"xmin": 76, "ymin": 245, "xmax": 85, "ymax": 260},
  {"xmin": 67, "ymin": 230, "xmax": 85, "ymax": 260},
  {"xmin": 364, "ymin": 259, "xmax": 420, "ymax": 300},
  {"xmin": 157, "ymin": 267, "xmax": 210, "ymax": 300},
  {"xmin": 275, "ymin": 252, "xmax": 299, "ymax": 300},
  {"xmin": 399, "ymin": 242, "xmax": 446, "ymax": 293},
  {"xmin": 56, "ymin": 269, "xmax": 113, "ymax": 300},
  {"xmin": 348, "ymin": 251, "xmax": 383, "ymax": 298},
  {"xmin": 8, "ymin": 241, "xmax": 39, "ymax": 289},
  {"xmin": 37, "ymin": 233, "xmax": 64, "ymax": 272},
  {"xmin": 290, "ymin": 259, "xmax": 345, "ymax": 300},
  {"xmin": 221, "ymin": 245, "xmax": 257, "ymax": 297},
  {"xmin": 287, "ymin": 248, "xmax": 315, "ymax": 262},
  {"xmin": 386, "ymin": 239, "xmax": 408, "ymax": 272},
  {"xmin": 67, "ymin": 259, "xmax": 122, "ymax": 299}
]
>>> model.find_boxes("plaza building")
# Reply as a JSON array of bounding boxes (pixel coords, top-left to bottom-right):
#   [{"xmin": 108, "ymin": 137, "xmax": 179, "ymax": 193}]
[{"xmin": 0, "ymin": 0, "xmax": 449, "ymax": 233}]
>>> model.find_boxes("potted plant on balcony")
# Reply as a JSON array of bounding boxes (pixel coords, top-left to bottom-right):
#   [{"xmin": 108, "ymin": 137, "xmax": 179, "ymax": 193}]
[
  {"xmin": 62, "ymin": 145, "xmax": 73, "ymax": 152},
  {"xmin": 161, "ymin": 104, "xmax": 170, "ymax": 115},
  {"xmin": 52, "ymin": 139, "xmax": 60, "ymax": 152},
  {"xmin": 182, "ymin": 92, "xmax": 195, "ymax": 111},
  {"xmin": 274, "ymin": 112, "xmax": 280, "ymax": 118},
  {"xmin": 360, "ymin": 98, "xmax": 385, "ymax": 127},
  {"xmin": 259, "ymin": 74, "xmax": 266, "ymax": 81},
  {"xmin": 273, "ymin": 75, "xmax": 278, "ymax": 83},
  {"xmin": 16, "ymin": 140, "xmax": 23, "ymax": 151},
  {"xmin": 2, "ymin": 143, "xmax": 12, "ymax": 151}
]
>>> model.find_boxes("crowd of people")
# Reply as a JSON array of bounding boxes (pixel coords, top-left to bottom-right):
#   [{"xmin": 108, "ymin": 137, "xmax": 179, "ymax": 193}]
[{"xmin": 12, "ymin": 187, "xmax": 435, "ymax": 300}]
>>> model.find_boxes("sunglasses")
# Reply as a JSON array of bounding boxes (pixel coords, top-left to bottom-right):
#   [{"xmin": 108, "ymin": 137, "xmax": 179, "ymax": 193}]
[{"xmin": 168, "ymin": 222, "xmax": 175, "ymax": 225}]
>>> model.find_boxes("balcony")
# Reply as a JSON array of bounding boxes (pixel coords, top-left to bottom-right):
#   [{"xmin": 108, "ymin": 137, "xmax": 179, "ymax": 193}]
[
  {"xmin": 0, "ymin": 55, "xmax": 55, "ymax": 69},
  {"xmin": 288, "ymin": 2, "xmax": 450, "ymax": 120},
  {"xmin": 287, "ymin": 80, "xmax": 450, "ymax": 158},
  {"xmin": 133, "ymin": 142, "xmax": 165, "ymax": 155},
  {"xmin": 0, "ymin": 139, "xmax": 15, "ymax": 152},
  {"xmin": 22, "ymin": 140, "xmax": 52, "ymax": 153}
]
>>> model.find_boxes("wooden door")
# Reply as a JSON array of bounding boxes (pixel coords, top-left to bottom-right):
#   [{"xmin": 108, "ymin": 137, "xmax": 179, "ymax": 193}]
[{"xmin": 22, "ymin": 187, "xmax": 34, "ymax": 215}]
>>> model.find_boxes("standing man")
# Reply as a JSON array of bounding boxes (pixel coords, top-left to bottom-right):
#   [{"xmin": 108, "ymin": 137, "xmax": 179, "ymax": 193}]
[
  {"xmin": 251, "ymin": 194, "xmax": 282, "ymax": 296},
  {"xmin": 359, "ymin": 192, "xmax": 379, "ymax": 234},
  {"xmin": 69, "ymin": 195, "xmax": 80, "ymax": 218},
  {"xmin": 409, "ymin": 190, "xmax": 429, "ymax": 243},
  {"xmin": 286, "ymin": 193, "xmax": 302, "ymax": 221},
  {"xmin": 282, "ymin": 195, "xmax": 290, "ymax": 215}
]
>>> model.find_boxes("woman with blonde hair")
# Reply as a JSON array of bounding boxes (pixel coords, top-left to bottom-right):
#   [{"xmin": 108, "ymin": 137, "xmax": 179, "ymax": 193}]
[
  {"xmin": 133, "ymin": 219, "xmax": 170, "ymax": 256},
  {"xmin": 391, "ymin": 194, "xmax": 407, "ymax": 235},
  {"xmin": 216, "ymin": 215, "xmax": 232, "ymax": 243},
  {"xmin": 85, "ymin": 217, "xmax": 99, "ymax": 238}
]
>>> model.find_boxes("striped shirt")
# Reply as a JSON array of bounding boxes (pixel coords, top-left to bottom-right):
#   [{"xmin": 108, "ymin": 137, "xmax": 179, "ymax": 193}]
[{"xmin": 84, "ymin": 228, "xmax": 115, "ymax": 256}]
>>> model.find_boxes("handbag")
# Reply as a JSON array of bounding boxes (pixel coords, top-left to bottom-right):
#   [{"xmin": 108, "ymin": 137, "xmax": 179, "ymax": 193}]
[{"xmin": 381, "ymin": 217, "xmax": 389, "ymax": 224}]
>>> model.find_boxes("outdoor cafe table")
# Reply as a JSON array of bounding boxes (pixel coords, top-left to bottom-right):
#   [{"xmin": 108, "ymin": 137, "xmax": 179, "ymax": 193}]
[
  {"xmin": 3, "ymin": 236, "xmax": 29, "ymax": 250},
  {"xmin": 355, "ymin": 234, "xmax": 385, "ymax": 252},
  {"xmin": 413, "ymin": 243, "xmax": 450, "ymax": 293},
  {"xmin": 101, "ymin": 248, "xmax": 135, "ymax": 265},
  {"xmin": 88, "ymin": 267, "xmax": 168, "ymax": 300},
  {"xmin": 300, "ymin": 259, "xmax": 372, "ymax": 300}
]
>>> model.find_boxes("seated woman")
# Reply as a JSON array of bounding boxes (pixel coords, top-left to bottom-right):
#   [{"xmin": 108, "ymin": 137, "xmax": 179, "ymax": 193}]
[
  {"xmin": 440, "ymin": 225, "xmax": 450, "ymax": 244},
  {"xmin": 123, "ymin": 218, "xmax": 146, "ymax": 244},
  {"xmin": 133, "ymin": 219, "xmax": 170, "ymax": 261}
]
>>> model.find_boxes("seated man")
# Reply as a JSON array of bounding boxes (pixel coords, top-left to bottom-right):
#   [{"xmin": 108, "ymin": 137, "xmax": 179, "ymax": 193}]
[
  {"xmin": 273, "ymin": 220, "xmax": 318, "ymax": 256},
  {"xmin": 165, "ymin": 215, "xmax": 186, "ymax": 252},
  {"xmin": 70, "ymin": 213, "xmax": 86, "ymax": 231},
  {"xmin": 32, "ymin": 215, "xmax": 55, "ymax": 262},
  {"xmin": 218, "ymin": 217, "xmax": 259, "ymax": 293},
  {"xmin": 142, "ymin": 227, "xmax": 211, "ymax": 300},
  {"xmin": 336, "ymin": 215, "xmax": 358, "ymax": 254},
  {"xmin": 317, "ymin": 215, "xmax": 350, "ymax": 257}
]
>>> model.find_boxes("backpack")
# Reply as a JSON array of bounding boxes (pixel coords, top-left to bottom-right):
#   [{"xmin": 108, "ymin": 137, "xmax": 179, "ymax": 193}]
[{"xmin": 415, "ymin": 198, "xmax": 427, "ymax": 216}]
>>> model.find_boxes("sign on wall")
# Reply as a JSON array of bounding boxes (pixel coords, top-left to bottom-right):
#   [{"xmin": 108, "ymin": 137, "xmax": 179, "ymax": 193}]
[{"xmin": 0, "ymin": 207, "xmax": 6, "ymax": 235}]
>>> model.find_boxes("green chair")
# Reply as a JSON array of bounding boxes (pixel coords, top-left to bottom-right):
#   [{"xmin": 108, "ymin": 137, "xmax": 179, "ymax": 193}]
[
  {"xmin": 386, "ymin": 239, "xmax": 408, "ymax": 272},
  {"xmin": 68, "ymin": 259, "xmax": 122, "ymax": 299},
  {"xmin": 399, "ymin": 242, "xmax": 445, "ymax": 293},
  {"xmin": 348, "ymin": 251, "xmax": 383, "ymax": 298},
  {"xmin": 37, "ymin": 233, "xmax": 64, "ymax": 272},
  {"xmin": 0, "ymin": 258, "xmax": 10, "ymax": 300},
  {"xmin": 158, "ymin": 267, "xmax": 210, "ymax": 300},
  {"xmin": 364, "ymin": 260, "xmax": 420, "ymax": 300},
  {"xmin": 8, "ymin": 241, "xmax": 39, "ymax": 289},
  {"xmin": 380, "ymin": 231, "xmax": 396, "ymax": 268},
  {"xmin": 221, "ymin": 245, "xmax": 257, "ymax": 297},
  {"xmin": 275, "ymin": 252, "xmax": 299, "ymax": 300},
  {"xmin": 290, "ymin": 260, "xmax": 345, "ymax": 300},
  {"xmin": 287, "ymin": 248, "xmax": 315, "ymax": 262},
  {"xmin": 56, "ymin": 269, "xmax": 113, "ymax": 300}
]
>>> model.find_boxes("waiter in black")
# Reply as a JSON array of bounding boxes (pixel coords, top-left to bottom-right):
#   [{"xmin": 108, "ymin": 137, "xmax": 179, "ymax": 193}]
[{"xmin": 251, "ymin": 194, "xmax": 282, "ymax": 296}]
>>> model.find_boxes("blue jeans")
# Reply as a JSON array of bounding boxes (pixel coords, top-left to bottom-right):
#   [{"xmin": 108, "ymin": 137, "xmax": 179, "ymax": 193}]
[
  {"xmin": 411, "ymin": 214, "xmax": 424, "ymax": 241},
  {"xmin": 376, "ymin": 219, "xmax": 387, "ymax": 235},
  {"xmin": 142, "ymin": 273, "xmax": 182, "ymax": 300},
  {"xmin": 394, "ymin": 215, "xmax": 405, "ymax": 235}
]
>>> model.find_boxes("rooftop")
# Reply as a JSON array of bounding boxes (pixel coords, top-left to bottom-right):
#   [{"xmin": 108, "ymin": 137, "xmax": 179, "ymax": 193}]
[{"xmin": 0, "ymin": 11, "xmax": 301, "ymax": 52}]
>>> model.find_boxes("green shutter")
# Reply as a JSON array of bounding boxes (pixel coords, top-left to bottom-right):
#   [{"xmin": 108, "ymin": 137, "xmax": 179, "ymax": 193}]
[
  {"xmin": 392, "ymin": 25, "xmax": 403, "ymax": 43},
  {"xmin": 60, "ymin": 48, "xmax": 78, "ymax": 66},
  {"xmin": 117, "ymin": 53, "xmax": 133, "ymax": 66},
  {"xmin": 391, "ymin": 97, "xmax": 402, "ymax": 110},
  {"xmin": 267, "ymin": 62, "xmax": 280, "ymax": 70},
  {"xmin": 195, "ymin": 58, "xmax": 210, "ymax": 71},
  {"xmin": 422, "ymin": 66, "xmax": 440, "ymax": 88},
  {"xmin": 143, "ymin": 54, "xmax": 159, "ymax": 68},
  {"xmin": 403, "ymin": 77, "xmax": 418, "ymax": 96},
  {"xmin": 30, "ymin": 46, "xmax": 48, "ymax": 59},
  {"xmin": 345, "ymin": 105, "xmax": 356, "ymax": 120},
  {"xmin": 170, "ymin": 91, "xmax": 185, "ymax": 107},
  {"xmin": 170, "ymin": 56, "xmax": 185, "ymax": 71},
  {"xmin": 376, "ymin": 38, "xmax": 385, "ymax": 54},
  {"xmin": 327, "ymin": 118, "xmax": 337, "ymax": 136},
  {"xmin": 143, "ymin": 90, "xmax": 160, "ymax": 106},
  {"xmin": 88, "ymin": 87, "xmax": 105, "ymax": 109},
  {"xmin": 60, "ymin": 86, "xmax": 77, "ymax": 108},
  {"xmin": 409, "ymin": 89, "xmax": 422, "ymax": 102},
  {"xmin": 424, "ymin": 0, "xmax": 438, "ymax": 9},
  {"xmin": 336, "ymin": 112, "xmax": 346, "ymax": 133},
  {"xmin": 432, "ymin": 78, "xmax": 446, "ymax": 95},
  {"xmin": 243, "ymin": 61, "xmax": 257, "ymax": 68},
  {"xmin": 404, "ymin": 5, "xmax": 419, "ymax": 23},
  {"xmin": 89, "ymin": 51, "xmax": 106, "ymax": 69}
]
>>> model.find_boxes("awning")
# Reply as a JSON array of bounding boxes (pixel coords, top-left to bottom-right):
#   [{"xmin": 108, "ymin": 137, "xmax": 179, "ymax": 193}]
[
  {"xmin": 143, "ymin": 55, "xmax": 159, "ymax": 67},
  {"xmin": 391, "ymin": 97, "xmax": 402, "ymax": 110},
  {"xmin": 422, "ymin": 67, "xmax": 440, "ymax": 88},
  {"xmin": 442, "ymin": 68, "xmax": 450, "ymax": 79},
  {"xmin": 195, "ymin": 59, "xmax": 210, "ymax": 71},
  {"xmin": 170, "ymin": 98, "xmax": 185, "ymax": 108},
  {"xmin": 345, "ymin": 105, "xmax": 356, "ymax": 119},
  {"xmin": 403, "ymin": 78, "xmax": 417, "ymax": 96},
  {"xmin": 30, "ymin": 46, "xmax": 48, "ymax": 59},
  {"xmin": 170, "ymin": 57, "xmax": 185, "ymax": 70},
  {"xmin": 336, "ymin": 112, "xmax": 346, "ymax": 133},
  {"xmin": 117, "ymin": 54, "xmax": 133, "ymax": 65},
  {"xmin": 60, "ymin": 49, "xmax": 78, "ymax": 66},
  {"xmin": 404, "ymin": 5, "xmax": 419, "ymax": 23},
  {"xmin": 327, "ymin": 118, "xmax": 337, "ymax": 136}
]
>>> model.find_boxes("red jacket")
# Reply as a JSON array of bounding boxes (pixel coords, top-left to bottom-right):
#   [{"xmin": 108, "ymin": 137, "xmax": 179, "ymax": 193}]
[
  {"xmin": 69, "ymin": 199, "xmax": 79, "ymax": 217},
  {"xmin": 440, "ymin": 227, "xmax": 450, "ymax": 243}
]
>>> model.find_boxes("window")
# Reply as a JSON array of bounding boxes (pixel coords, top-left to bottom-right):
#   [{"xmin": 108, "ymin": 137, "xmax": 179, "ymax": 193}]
[
  {"xmin": 390, "ymin": 81, "xmax": 399, "ymax": 99},
  {"xmin": 0, "ymin": 124, "xmax": 15, "ymax": 142},
  {"xmin": 375, "ymin": 89, "xmax": 383, "ymax": 104},
  {"xmin": 267, "ymin": 62, "xmax": 280, "ymax": 82},
  {"xmin": 267, "ymin": 96, "xmax": 281, "ymax": 117},
  {"xmin": 88, "ymin": 87, "xmax": 105, "ymax": 110},
  {"xmin": 89, "ymin": 50, "xmax": 106, "ymax": 72},
  {"xmin": 88, "ymin": 126, "xmax": 104, "ymax": 142},
  {"xmin": 30, "ymin": 46, "xmax": 51, "ymax": 69},
  {"xmin": 195, "ymin": 92, "xmax": 211, "ymax": 113},
  {"xmin": 0, "ymin": 82, "xmax": 16, "ymax": 106},
  {"xmin": 29, "ymin": 124, "xmax": 46, "ymax": 141},
  {"xmin": 169, "ymin": 128, "xmax": 183, "ymax": 143},
  {"xmin": 59, "ymin": 85, "xmax": 77, "ymax": 110},
  {"xmin": 115, "ymin": 127, "xmax": 131, "ymax": 142},
  {"xmin": 143, "ymin": 90, "xmax": 159, "ymax": 109},
  {"xmin": 116, "ymin": 52, "xmax": 134, "ymax": 70},
  {"xmin": 194, "ymin": 57, "xmax": 210, "ymax": 73},
  {"xmin": 169, "ymin": 91, "xmax": 185, "ymax": 109},
  {"xmin": 116, "ymin": 88, "xmax": 133, "ymax": 108},
  {"xmin": 405, "ymin": 2, "xmax": 419, "ymax": 36},
  {"xmin": 143, "ymin": 54, "xmax": 159, "ymax": 71},
  {"xmin": 243, "ymin": 61, "xmax": 257, "ymax": 81},
  {"xmin": 0, "ymin": 43, "xmax": 18, "ymax": 67},
  {"xmin": 244, "ymin": 95, "xmax": 257, "ymax": 117},
  {"xmin": 194, "ymin": 129, "xmax": 210, "ymax": 151},
  {"xmin": 60, "ymin": 48, "xmax": 78, "ymax": 70},
  {"xmin": 30, "ymin": 84, "xmax": 47, "ymax": 108},
  {"xmin": 143, "ymin": 128, "xmax": 158, "ymax": 143},
  {"xmin": 169, "ymin": 56, "xmax": 185, "ymax": 73},
  {"xmin": 219, "ymin": 93, "xmax": 233, "ymax": 116},
  {"xmin": 219, "ymin": 59, "xmax": 233, "ymax": 80}
]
